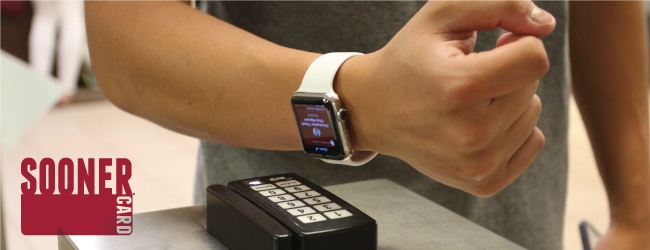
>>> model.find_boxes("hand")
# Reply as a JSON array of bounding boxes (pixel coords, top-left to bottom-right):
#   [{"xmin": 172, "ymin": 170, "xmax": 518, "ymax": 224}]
[
  {"xmin": 337, "ymin": 1, "xmax": 556, "ymax": 196},
  {"xmin": 596, "ymin": 222, "xmax": 650, "ymax": 250}
]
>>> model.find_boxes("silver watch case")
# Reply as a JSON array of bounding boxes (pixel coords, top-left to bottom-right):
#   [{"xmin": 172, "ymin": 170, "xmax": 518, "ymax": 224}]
[{"xmin": 291, "ymin": 92, "xmax": 353, "ymax": 161}]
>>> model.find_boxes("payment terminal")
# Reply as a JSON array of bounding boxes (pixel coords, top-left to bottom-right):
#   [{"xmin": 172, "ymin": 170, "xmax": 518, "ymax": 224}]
[{"xmin": 206, "ymin": 173, "xmax": 377, "ymax": 250}]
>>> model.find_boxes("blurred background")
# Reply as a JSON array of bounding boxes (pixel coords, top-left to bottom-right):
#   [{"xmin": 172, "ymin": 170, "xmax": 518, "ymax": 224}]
[{"xmin": 2, "ymin": 1, "xmax": 650, "ymax": 250}]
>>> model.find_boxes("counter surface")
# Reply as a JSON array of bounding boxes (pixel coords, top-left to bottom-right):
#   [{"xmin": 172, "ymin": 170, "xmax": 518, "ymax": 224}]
[{"xmin": 59, "ymin": 179, "xmax": 525, "ymax": 250}]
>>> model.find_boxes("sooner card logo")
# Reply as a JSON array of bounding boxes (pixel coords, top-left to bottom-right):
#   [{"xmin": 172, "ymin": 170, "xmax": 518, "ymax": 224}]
[{"xmin": 21, "ymin": 158, "xmax": 133, "ymax": 235}]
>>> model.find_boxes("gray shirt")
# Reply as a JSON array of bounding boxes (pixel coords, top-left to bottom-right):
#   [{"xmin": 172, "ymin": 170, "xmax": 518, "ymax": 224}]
[{"xmin": 195, "ymin": 2, "xmax": 569, "ymax": 250}]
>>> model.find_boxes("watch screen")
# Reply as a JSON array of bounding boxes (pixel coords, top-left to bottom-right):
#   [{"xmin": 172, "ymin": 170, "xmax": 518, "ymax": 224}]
[
  {"xmin": 292, "ymin": 96, "xmax": 345, "ymax": 159},
  {"xmin": 294, "ymin": 104, "xmax": 336, "ymax": 148}
]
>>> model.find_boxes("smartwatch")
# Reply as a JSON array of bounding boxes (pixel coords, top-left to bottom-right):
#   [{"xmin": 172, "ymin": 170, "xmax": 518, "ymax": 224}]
[{"xmin": 291, "ymin": 53, "xmax": 378, "ymax": 166}]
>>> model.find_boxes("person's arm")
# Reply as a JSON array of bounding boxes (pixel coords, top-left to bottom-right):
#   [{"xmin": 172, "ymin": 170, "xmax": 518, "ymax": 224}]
[
  {"xmin": 85, "ymin": 1, "xmax": 320, "ymax": 150},
  {"xmin": 86, "ymin": 1, "xmax": 554, "ymax": 196},
  {"xmin": 569, "ymin": 2, "xmax": 650, "ymax": 249}
]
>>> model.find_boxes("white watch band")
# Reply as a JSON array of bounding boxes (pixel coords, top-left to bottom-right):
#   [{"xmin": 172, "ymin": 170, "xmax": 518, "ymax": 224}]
[
  {"xmin": 321, "ymin": 151, "xmax": 378, "ymax": 166},
  {"xmin": 297, "ymin": 52, "xmax": 378, "ymax": 166},
  {"xmin": 297, "ymin": 52, "xmax": 362, "ymax": 96}
]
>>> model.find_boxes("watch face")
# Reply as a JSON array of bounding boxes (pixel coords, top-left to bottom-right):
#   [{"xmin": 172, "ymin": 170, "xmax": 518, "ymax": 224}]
[{"xmin": 291, "ymin": 96, "xmax": 345, "ymax": 160}]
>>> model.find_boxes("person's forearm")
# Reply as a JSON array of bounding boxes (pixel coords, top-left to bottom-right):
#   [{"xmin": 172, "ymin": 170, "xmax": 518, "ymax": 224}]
[
  {"xmin": 85, "ymin": 1, "xmax": 319, "ymax": 150},
  {"xmin": 87, "ymin": 0, "xmax": 560, "ymax": 197},
  {"xmin": 570, "ymin": 1, "xmax": 650, "ymax": 228}
]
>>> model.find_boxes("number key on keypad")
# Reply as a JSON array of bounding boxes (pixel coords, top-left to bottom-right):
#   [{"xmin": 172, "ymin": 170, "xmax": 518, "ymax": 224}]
[
  {"xmin": 259, "ymin": 189, "xmax": 287, "ymax": 196},
  {"xmin": 323, "ymin": 209, "xmax": 353, "ymax": 219},
  {"xmin": 287, "ymin": 207, "xmax": 316, "ymax": 216},
  {"xmin": 284, "ymin": 185, "xmax": 311, "ymax": 193},
  {"xmin": 277, "ymin": 201, "xmax": 305, "ymax": 209},
  {"xmin": 294, "ymin": 191, "xmax": 320, "ymax": 198},
  {"xmin": 297, "ymin": 214, "xmax": 327, "ymax": 224},
  {"xmin": 313, "ymin": 202, "xmax": 341, "ymax": 212},
  {"xmin": 268, "ymin": 194, "xmax": 296, "ymax": 202},
  {"xmin": 303, "ymin": 196, "xmax": 331, "ymax": 205}
]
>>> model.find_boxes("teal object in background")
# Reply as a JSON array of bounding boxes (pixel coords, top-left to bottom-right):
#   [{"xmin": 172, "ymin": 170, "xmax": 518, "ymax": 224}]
[{"xmin": 1, "ymin": 50, "xmax": 63, "ymax": 150}]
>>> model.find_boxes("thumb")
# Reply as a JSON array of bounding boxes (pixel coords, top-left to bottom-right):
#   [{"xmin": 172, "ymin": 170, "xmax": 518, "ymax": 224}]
[{"xmin": 425, "ymin": 1, "xmax": 556, "ymax": 37}]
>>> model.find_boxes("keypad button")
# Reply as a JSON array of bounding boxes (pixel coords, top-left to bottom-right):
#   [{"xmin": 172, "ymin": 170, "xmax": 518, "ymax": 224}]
[
  {"xmin": 276, "ymin": 180, "xmax": 301, "ymax": 187},
  {"xmin": 250, "ymin": 184, "xmax": 277, "ymax": 191},
  {"xmin": 268, "ymin": 194, "xmax": 296, "ymax": 202},
  {"xmin": 313, "ymin": 202, "xmax": 341, "ymax": 212},
  {"xmin": 297, "ymin": 214, "xmax": 327, "ymax": 224},
  {"xmin": 277, "ymin": 201, "xmax": 306, "ymax": 209},
  {"xmin": 286, "ymin": 207, "xmax": 316, "ymax": 216},
  {"xmin": 284, "ymin": 185, "xmax": 311, "ymax": 193},
  {"xmin": 324, "ymin": 209, "xmax": 353, "ymax": 219},
  {"xmin": 294, "ymin": 191, "xmax": 320, "ymax": 199},
  {"xmin": 303, "ymin": 196, "xmax": 331, "ymax": 205},
  {"xmin": 259, "ymin": 189, "xmax": 286, "ymax": 196}
]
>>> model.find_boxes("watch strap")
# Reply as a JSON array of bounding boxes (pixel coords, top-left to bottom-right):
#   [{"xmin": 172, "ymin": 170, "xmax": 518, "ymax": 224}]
[
  {"xmin": 322, "ymin": 151, "xmax": 379, "ymax": 166},
  {"xmin": 296, "ymin": 52, "xmax": 362, "ymax": 96}
]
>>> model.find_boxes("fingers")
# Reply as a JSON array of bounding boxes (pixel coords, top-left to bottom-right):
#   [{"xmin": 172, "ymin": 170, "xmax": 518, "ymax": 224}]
[
  {"xmin": 486, "ymin": 96, "xmax": 544, "ymax": 191},
  {"xmin": 448, "ymin": 94, "xmax": 541, "ymax": 197},
  {"xmin": 466, "ymin": 125, "xmax": 544, "ymax": 198},
  {"xmin": 496, "ymin": 32, "xmax": 520, "ymax": 47},
  {"xmin": 427, "ymin": 1, "xmax": 556, "ymax": 37},
  {"xmin": 489, "ymin": 81, "xmax": 539, "ymax": 130},
  {"xmin": 504, "ymin": 127, "xmax": 545, "ymax": 184},
  {"xmin": 503, "ymin": 94, "xmax": 542, "ymax": 157},
  {"xmin": 501, "ymin": 95, "xmax": 544, "ymax": 187},
  {"xmin": 458, "ymin": 35, "xmax": 549, "ymax": 100}
]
